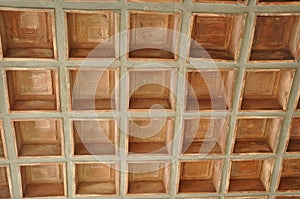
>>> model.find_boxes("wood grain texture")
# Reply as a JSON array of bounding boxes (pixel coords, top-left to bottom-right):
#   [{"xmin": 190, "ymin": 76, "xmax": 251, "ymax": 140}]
[
  {"xmin": 182, "ymin": 118, "xmax": 228, "ymax": 155},
  {"xmin": 186, "ymin": 69, "xmax": 236, "ymax": 110},
  {"xmin": 241, "ymin": 69, "xmax": 295, "ymax": 111},
  {"xmin": 128, "ymin": 118, "xmax": 174, "ymax": 154},
  {"xmin": 233, "ymin": 117, "xmax": 282, "ymax": 154},
  {"xmin": 6, "ymin": 69, "xmax": 58, "ymax": 111},
  {"xmin": 129, "ymin": 12, "xmax": 180, "ymax": 59},
  {"xmin": 279, "ymin": 158, "xmax": 300, "ymax": 191},
  {"xmin": 0, "ymin": 167, "xmax": 10, "ymax": 198},
  {"xmin": 250, "ymin": 15, "xmax": 300, "ymax": 61},
  {"xmin": 297, "ymin": 88, "xmax": 300, "ymax": 110},
  {"xmin": 129, "ymin": 69, "xmax": 176, "ymax": 110},
  {"xmin": 70, "ymin": 69, "xmax": 118, "ymax": 110},
  {"xmin": 229, "ymin": 159, "xmax": 273, "ymax": 192},
  {"xmin": 178, "ymin": 160, "xmax": 223, "ymax": 193},
  {"xmin": 226, "ymin": 197, "xmax": 267, "ymax": 199},
  {"xmin": 0, "ymin": 10, "xmax": 55, "ymax": 59},
  {"xmin": 129, "ymin": 0, "xmax": 181, "ymax": 2},
  {"xmin": 193, "ymin": 0, "xmax": 245, "ymax": 3},
  {"xmin": 72, "ymin": 120, "xmax": 117, "ymax": 156},
  {"xmin": 0, "ymin": 122, "xmax": 5, "ymax": 158},
  {"xmin": 75, "ymin": 163, "xmax": 117, "ymax": 195},
  {"xmin": 64, "ymin": 0, "xmax": 115, "ymax": 1},
  {"xmin": 190, "ymin": 14, "xmax": 244, "ymax": 60},
  {"xmin": 13, "ymin": 119, "xmax": 62, "ymax": 157},
  {"xmin": 259, "ymin": 0, "xmax": 300, "ymax": 4},
  {"xmin": 66, "ymin": 11, "xmax": 117, "ymax": 58},
  {"xmin": 128, "ymin": 162, "xmax": 169, "ymax": 194},
  {"xmin": 20, "ymin": 164, "xmax": 65, "ymax": 197},
  {"xmin": 287, "ymin": 117, "xmax": 300, "ymax": 152}
]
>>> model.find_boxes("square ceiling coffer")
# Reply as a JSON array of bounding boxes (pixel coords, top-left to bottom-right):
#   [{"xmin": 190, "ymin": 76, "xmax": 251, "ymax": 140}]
[
  {"xmin": 0, "ymin": 9, "xmax": 56, "ymax": 59},
  {"xmin": 5, "ymin": 68, "xmax": 59, "ymax": 112}
]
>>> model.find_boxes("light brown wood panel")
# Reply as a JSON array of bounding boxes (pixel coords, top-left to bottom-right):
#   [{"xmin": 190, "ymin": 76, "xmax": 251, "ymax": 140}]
[
  {"xmin": 276, "ymin": 197, "xmax": 300, "ymax": 199},
  {"xmin": 244, "ymin": 72, "xmax": 279, "ymax": 98},
  {"xmin": 65, "ymin": 0, "xmax": 115, "ymax": 1},
  {"xmin": 190, "ymin": 14, "xmax": 244, "ymax": 60},
  {"xmin": 297, "ymin": 88, "xmax": 300, "ymax": 110},
  {"xmin": 13, "ymin": 119, "xmax": 62, "ymax": 157},
  {"xmin": 0, "ymin": 122, "xmax": 5, "ymax": 158},
  {"xmin": 127, "ymin": 162, "xmax": 169, "ymax": 194},
  {"xmin": 259, "ymin": 0, "xmax": 300, "ymax": 4},
  {"xmin": 75, "ymin": 163, "xmax": 118, "ymax": 195},
  {"xmin": 279, "ymin": 158, "xmax": 300, "ymax": 191},
  {"xmin": 241, "ymin": 69, "xmax": 295, "ymax": 111},
  {"xmin": 6, "ymin": 69, "xmax": 59, "ymax": 111},
  {"xmin": 0, "ymin": 138, "xmax": 3, "ymax": 159},
  {"xmin": 178, "ymin": 160, "xmax": 223, "ymax": 193},
  {"xmin": 182, "ymin": 118, "xmax": 229, "ymax": 155},
  {"xmin": 250, "ymin": 15, "xmax": 300, "ymax": 61},
  {"xmin": 0, "ymin": 166, "xmax": 10, "ymax": 198},
  {"xmin": 72, "ymin": 119, "xmax": 117, "ymax": 156},
  {"xmin": 129, "ymin": 69, "xmax": 176, "ymax": 110},
  {"xmin": 0, "ymin": 9, "xmax": 55, "ymax": 59},
  {"xmin": 69, "ymin": 69, "xmax": 118, "ymax": 110},
  {"xmin": 66, "ymin": 11, "xmax": 117, "ymax": 58},
  {"xmin": 229, "ymin": 159, "xmax": 273, "ymax": 192},
  {"xmin": 186, "ymin": 69, "xmax": 236, "ymax": 110},
  {"xmin": 233, "ymin": 117, "xmax": 282, "ymax": 154},
  {"xmin": 130, "ymin": 0, "xmax": 181, "ymax": 2},
  {"xmin": 193, "ymin": 0, "xmax": 245, "ymax": 3},
  {"xmin": 128, "ymin": 118, "xmax": 174, "ymax": 155},
  {"xmin": 129, "ymin": 12, "xmax": 180, "ymax": 59},
  {"xmin": 226, "ymin": 197, "xmax": 267, "ymax": 199},
  {"xmin": 230, "ymin": 160, "xmax": 262, "ymax": 180},
  {"xmin": 287, "ymin": 117, "xmax": 300, "ymax": 152},
  {"xmin": 187, "ymin": 198, "xmax": 218, "ymax": 199},
  {"xmin": 280, "ymin": 158, "xmax": 300, "ymax": 175},
  {"xmin": 20, "ymin": 163, "xmax": 65, "ymax": 197}
]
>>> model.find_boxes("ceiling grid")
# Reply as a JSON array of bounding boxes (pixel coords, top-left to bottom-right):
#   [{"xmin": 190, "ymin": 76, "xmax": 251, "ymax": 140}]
[{"xmin": 0, "ymin": 0, "xmax": 299, "ymax": 198}]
